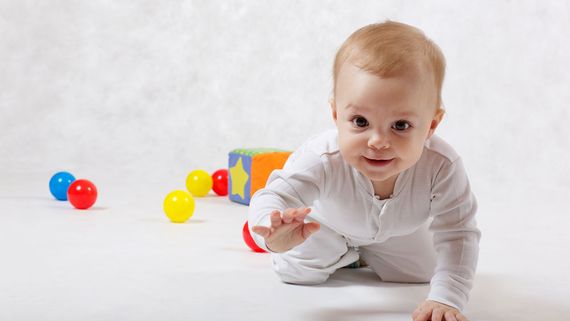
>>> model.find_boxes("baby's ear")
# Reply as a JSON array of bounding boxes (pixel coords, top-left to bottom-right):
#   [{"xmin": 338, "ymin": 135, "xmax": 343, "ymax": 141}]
[
  {"xmin": 427, "ymin": 108, "xmax": 445, "ymax": 138},
  {"xmin": 330, "ymin": 98, "xmax": 337, "ymax": 122}
]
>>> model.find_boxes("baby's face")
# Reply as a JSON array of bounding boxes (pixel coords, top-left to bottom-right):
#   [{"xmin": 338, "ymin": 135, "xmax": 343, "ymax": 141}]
[{"xmin": 331, "ymin": 62, "xmax": 443, "ymax": 184}]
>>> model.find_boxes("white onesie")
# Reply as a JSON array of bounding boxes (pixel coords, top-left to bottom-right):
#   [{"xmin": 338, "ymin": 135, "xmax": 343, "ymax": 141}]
[{"xmin": 248, "ymin": 129, "xmax": 481, "ymax": 311}]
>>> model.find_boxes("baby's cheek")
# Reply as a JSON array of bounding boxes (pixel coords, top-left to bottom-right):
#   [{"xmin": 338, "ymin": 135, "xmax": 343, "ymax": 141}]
[{"xmin": 406, "ymin": 146, "xmax": 424, "ymax": 165}]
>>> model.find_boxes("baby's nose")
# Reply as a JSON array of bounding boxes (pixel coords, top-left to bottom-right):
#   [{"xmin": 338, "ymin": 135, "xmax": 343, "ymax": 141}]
[{"xmin": 368, "ymin": 132, "xmax": 390, "ymax": 150}]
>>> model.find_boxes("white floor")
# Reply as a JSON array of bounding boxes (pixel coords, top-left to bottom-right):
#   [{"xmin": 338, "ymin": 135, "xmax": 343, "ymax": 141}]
[{"xmin": 1, "ymin": 171, "xmax": 569, "ymax": 321}]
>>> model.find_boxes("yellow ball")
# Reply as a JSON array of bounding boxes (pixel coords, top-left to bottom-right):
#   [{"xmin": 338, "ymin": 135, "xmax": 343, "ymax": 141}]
[
  {"xmin": 163, "ymin": 190, "xmax": 195, "ymax": 223},
  {"xmin": 186, "ymin": 170, "xmax": 213, "ymax": 197}
]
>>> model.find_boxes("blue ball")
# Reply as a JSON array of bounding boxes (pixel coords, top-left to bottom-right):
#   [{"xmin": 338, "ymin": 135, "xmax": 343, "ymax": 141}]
[{"xmin": 49, "ymin": 171, "xmax": 76, "ymax": 201}]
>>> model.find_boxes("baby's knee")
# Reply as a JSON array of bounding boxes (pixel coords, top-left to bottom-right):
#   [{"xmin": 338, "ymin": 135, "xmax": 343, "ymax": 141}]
[
  {"xmin": 273, "ymin": 263, "xmax": 330, "ymax": 285},
  {"xmin": 272, "ymin": 257, "xmax": 333, "ymax": 285},
  {"xmin": 276, "ymin": 271, "xmax": 329, "ymax": 285},
  {"xmin": 269, "ymin": 246, "xmax": 358, "ymax": 285}
]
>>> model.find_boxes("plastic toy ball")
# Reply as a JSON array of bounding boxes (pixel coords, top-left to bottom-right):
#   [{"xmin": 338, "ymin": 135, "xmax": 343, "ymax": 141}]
[
  {"xmin": 243, "ymin": 221, "xmax": 266, "ymax": 253},
  {"xmin": 49, "ymin": 171, "xmax": 76, "ymax": 201},
  {"xmin": 211, "ymin": 169, "xmax": 228, "ymax": 196},
  {"xmin": 163, "ymin": 190, "xmax": 195, "ymax": 223},
  {"xmin": 186, "ymin": 170, "xmax": 213, "ymax": 197},
  {"xmin": 67, "ymin": 179, "xmax": 98, "ymax": 210}
]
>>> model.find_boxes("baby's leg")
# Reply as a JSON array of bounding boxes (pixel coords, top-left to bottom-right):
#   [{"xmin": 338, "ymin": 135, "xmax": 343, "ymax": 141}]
[
  {"xmin": 271, "ymin": 223, "xmax": 358, "ymax": 285},
  {"xmin": 359, "ymin": 222, "xmax": 437, "ymax": 283}
]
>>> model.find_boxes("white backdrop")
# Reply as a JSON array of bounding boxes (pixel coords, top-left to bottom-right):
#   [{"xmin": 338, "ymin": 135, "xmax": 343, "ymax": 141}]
[
  {"xmin": 2, "ymin": 2, "xmax": 570, "ymax": 320},
  {"xmin": 1, "ymin": 0, "xmax": 569, "ymax": 205}
]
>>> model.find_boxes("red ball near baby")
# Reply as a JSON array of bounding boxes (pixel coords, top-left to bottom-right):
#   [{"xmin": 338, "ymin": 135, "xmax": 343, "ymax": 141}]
[{"xmin": 243, "ymin": 221, "xmax": 266, "ymax": 253}]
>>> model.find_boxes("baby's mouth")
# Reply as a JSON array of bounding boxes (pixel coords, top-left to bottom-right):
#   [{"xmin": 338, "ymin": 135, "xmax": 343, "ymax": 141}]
[{"xmin": 363, "ymin": 156, "xmax": 394, "ymax": 167}]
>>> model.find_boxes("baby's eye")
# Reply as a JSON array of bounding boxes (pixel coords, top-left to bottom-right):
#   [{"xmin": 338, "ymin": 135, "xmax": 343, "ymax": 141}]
[
  {"xmin": 392, "ymin": 120, "xmax": 411, "ymax": 131},
  {"xmin": 352, "ymin": 116, "xmax": 369, "ymax": 128}
]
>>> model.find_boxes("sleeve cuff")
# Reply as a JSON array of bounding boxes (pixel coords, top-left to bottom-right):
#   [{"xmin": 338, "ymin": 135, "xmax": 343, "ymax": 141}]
[{"xmin": 428, "ymin": 282, "xmax": 468, "ymax": 311}]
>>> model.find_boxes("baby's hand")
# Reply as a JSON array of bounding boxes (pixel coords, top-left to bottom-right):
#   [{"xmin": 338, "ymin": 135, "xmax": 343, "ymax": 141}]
[
  {"xmin": 412, "ymin": 300, "xmax": 467, "ymax": 321},
  {"xmin": 251, "ymin": 207, "xmax": 320, "ymax": 253}
]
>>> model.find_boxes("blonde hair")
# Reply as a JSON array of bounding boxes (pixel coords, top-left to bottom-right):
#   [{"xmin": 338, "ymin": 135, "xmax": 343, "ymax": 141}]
[{"xmin": 333, "ymin": 21, "xmax": 446, "ymax": 110}]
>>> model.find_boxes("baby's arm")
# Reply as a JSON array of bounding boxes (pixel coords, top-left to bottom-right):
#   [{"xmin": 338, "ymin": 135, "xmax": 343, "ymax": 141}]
[
  {"xmin": 248, "ymin": 149, "xmax": 326, "ymax": 253},
  {"xmin": 427, "ymin": 158, "xmax": 481, "ymax": 312}
]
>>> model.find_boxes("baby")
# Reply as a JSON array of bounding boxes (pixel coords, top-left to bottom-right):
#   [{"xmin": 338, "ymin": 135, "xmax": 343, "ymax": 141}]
[{"xmin": 248, "ymin": 21, "xmax": 480, "ymax": 321}]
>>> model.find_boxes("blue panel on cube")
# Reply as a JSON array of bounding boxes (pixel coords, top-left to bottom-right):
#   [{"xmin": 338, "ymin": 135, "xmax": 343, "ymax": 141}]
[{"xmin": 228, "ymin": 152, "xmax": 252, "ymax": 205}]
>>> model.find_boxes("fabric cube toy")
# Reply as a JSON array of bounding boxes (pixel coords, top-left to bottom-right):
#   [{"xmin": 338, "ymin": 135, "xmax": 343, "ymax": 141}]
[{"xmin": 228, "ymin": 148, "xmax": 292, "ymax": 205}]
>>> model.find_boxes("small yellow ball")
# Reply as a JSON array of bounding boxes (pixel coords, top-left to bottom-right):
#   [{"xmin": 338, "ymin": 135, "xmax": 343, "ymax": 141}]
[
  {"xmin": 186, "ymin": 170, "xmax": 213, "ymax": 197},
  {"xmin": 163, "ymin": 190, "xmax": 195, "ymax": 223}
]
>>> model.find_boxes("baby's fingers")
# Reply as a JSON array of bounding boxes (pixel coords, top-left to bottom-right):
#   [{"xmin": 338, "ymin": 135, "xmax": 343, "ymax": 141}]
[
  {"xmin": 283, "ymin": 208, "xmax": 310, "ymax": 224},
  {"xmin": 282, "ymin": 208, "xmax": 297, "ymax": 224},
  {"xmin": 269, "ymin": 210, "xmax": 282, "ymax": 227},
  {"xmin": 252, "ymin": 225, "xmax": 271, "ymax": 238},
  {"xmin": 444, "ymin": 311, "xmax": 458, "ymax": 321},
  {"xmin": 293, "ymin": 207, "xmax": 312, "ymax": 222},
  {"xmin": 301, "ymin": 221, "xmax": 320, "ymax": 238}
]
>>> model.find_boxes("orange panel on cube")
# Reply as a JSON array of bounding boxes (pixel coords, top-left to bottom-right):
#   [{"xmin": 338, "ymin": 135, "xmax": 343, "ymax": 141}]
[{"xmin": 250, "ymin": 152, "xmax": 292, "ymax": 197}]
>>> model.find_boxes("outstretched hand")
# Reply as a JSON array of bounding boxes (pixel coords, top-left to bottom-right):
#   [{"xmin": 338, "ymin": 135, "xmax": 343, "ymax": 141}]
[
  {"xmin": 251, "ymin": 207, "xmax": 320, "ymax": 253},
  {"xmin": 412, "ymin": 300, "xmax": 468, "ymax": 321}
]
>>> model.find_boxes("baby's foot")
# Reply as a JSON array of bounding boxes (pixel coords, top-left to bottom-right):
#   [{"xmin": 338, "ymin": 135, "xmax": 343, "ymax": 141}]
[{"xmin": 343, "ymin": 257, "xmax": 368, "ymax": 269}]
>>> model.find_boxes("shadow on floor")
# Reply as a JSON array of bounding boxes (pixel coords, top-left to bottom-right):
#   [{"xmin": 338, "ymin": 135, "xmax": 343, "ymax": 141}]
[
  {"xmin": 304, "ymin": 271, "xmax": 568, "ymax": 321},
  {"xmin": 317, "ymin": 267, "xmax": 427, "ymax": 289},
  {"xmin": 295, "ymin": 268, "xmax": 428, "ymax": 321},
  {"xmin": 310, "ymin": 308, "xmax": 411, "ymax": 321}
]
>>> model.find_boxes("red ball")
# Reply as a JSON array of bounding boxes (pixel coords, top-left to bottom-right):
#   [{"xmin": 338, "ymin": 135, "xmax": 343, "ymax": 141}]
[
  {"xmin": 242, "ymin": 221, "xmax": 266, "ymax": 253},
  {"xmin": 67, "ymin": 179, "xmax": 98, "ymax": 210},
  {"xmin": 211, "ymin": 169, "xmax": 228, "ymax": 196}
]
